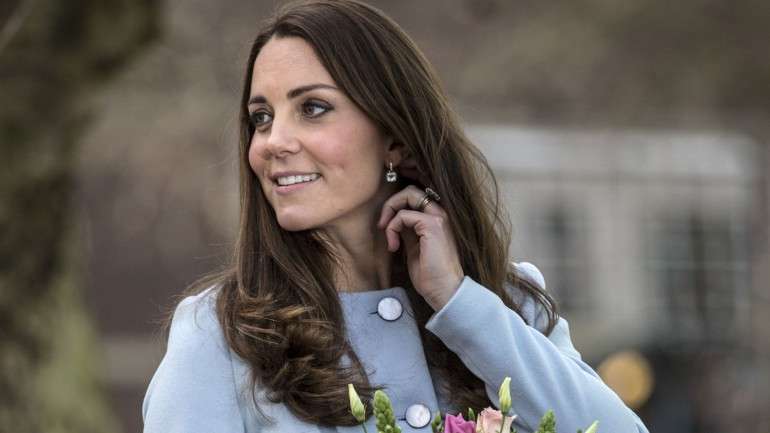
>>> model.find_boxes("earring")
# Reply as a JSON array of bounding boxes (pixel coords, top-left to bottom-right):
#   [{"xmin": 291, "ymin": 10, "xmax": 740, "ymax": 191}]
[{"xmin": 385, "ymin": 161, "xmax": 397, "ymax": 183}]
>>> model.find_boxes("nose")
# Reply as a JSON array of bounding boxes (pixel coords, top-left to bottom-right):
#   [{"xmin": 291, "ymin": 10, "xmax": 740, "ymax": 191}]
[{"xmin": 260, "ymin": 113, "xmax": 301, "ymax": 159}]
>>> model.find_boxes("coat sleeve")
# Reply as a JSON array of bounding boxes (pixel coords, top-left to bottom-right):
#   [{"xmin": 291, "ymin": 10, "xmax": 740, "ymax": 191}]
[
  {"xmin": 142, "ymin": 288, "xmax": 248, "ymax": 433},
  {"xmin": 424, "ymin": 267, "xmax": 649, "ymax": 433}
]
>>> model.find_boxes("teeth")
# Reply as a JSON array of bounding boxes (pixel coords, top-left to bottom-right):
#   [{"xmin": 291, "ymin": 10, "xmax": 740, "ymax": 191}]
[{"xmin": 277, "ymin": 173, "xmax": 319, "ymax": 186}]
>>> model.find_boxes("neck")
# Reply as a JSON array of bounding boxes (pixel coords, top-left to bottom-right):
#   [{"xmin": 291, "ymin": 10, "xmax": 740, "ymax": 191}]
[{"xmin": 323, "ymin": 205, "xmax": 394, "ymax": 293}]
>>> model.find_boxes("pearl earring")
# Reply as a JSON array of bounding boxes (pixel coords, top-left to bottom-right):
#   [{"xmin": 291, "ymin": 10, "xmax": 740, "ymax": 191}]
[{"xmin": 385, "ymin": 161, "xmax": 397, "ymax": 183}]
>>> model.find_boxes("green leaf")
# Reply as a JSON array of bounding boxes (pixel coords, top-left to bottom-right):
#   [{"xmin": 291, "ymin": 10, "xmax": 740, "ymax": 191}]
[
  {"xmin": 374, "ymin": 390, "xmax": 400, "ymax": 433},
  {"xmin": 498, "ymin": 377, "xmax": 512, "ymax": 414},
  {"xmin": 348, "ymin": 384, "xmax": 366, "ymax": 423},
  {"xmin": 431, "ymin": 411, "xmax": 443, "ymax": 433},
  {"xmin": 535, "ymin": 410, "xmax": 556, "ymax": 433}
]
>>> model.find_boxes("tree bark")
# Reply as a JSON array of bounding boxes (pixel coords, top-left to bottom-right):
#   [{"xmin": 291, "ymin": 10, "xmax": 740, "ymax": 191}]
[{"xmin": 0, "ymin": 1, "xmax": 158, "ymax": 431}]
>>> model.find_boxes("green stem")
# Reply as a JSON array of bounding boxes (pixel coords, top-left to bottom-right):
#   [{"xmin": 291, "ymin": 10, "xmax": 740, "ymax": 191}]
[{"xmin": 361, "ymin": 422, "xmax": 369, "ymax": 433}]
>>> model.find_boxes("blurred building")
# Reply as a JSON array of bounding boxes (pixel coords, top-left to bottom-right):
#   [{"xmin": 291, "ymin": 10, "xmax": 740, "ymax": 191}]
[{"xmin": 470, "ymin": 124, "xmax": 765, "ymax": 432}]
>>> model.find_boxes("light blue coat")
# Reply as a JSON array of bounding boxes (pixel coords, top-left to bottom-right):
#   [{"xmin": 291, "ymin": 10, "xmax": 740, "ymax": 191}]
[{"xmin": 142, "ymin": 264, "xmax": 649, "ymax": 433}]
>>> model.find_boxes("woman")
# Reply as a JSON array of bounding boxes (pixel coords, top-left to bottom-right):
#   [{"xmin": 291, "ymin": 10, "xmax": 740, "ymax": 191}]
[{"xmin": 142, "ymin": 1, "xmax": 649, "ymax": 432}]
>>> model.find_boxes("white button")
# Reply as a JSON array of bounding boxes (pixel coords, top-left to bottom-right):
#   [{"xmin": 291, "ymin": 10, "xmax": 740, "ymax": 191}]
[
  {"xmin": 405, "ymin": 403, "xmax": 431, "ymax": 428},
  {"xmin": 377, "ymin": 296, "xmax": 403, "ymax": 321},
  {"xmin": 514, "ymin": 261, "xmax": 546, "ymax": 289}
]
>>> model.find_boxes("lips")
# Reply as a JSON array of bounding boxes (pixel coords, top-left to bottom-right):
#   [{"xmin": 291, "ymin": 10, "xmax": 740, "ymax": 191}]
[
  {"xmin": 275, "ymin": 173, "xmax": 320, "ymax": 186},
  {"xmin": 269, "ymin": 171, "xmax": 320, "ymax": 184},
  {"xmin": 270, "ymin": 171, "xmax": 321, "ymax": 195}
]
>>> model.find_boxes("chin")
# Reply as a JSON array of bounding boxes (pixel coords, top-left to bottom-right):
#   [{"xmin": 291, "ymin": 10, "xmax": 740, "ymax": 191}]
[{"xmin": 275, "ymin": 212, "xmax": 318, "ymax": 232}]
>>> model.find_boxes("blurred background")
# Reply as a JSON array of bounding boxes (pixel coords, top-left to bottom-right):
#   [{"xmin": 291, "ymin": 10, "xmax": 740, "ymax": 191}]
[{"xmin": 2, "ymin": 0, "xmax": 768, "ymax": 432}]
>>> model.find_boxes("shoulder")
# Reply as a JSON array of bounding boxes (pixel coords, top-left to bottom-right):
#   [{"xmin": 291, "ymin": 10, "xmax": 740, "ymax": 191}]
[
  {"xmin": 150, "ymin": 284, "xmax": 231, "ymax": 375},
  {"xmin": 507, "ymin": 261, "xmax": 550, "ymax": 330},
  {"xmin": 142, "ymin": 285, "xmax": 247, "ymax": 431},
  {"xmin": 509, "ymin": 262, "xmax": 582, "ymax": 361},
  {"xmin": 165, "ymin": 286, "xmax": 228, "ymax": 355},
  {"xmin": 158, "ymin": 286, "xmax": 234, "ymax": 360}
]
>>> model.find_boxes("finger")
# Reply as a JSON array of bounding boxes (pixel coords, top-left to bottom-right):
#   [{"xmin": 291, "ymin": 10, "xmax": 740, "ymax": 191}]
[
  {"xmin": 378, "ymin": 185, "xmax": 446, "ymax": 228},
  {"xmin": 385, "ymin": 209, "xmax": 420, "ymax": 251},
  {"xmin": 378, "ymin": 185, "xmax": 423, "ymax": 228},
  {"xmin": 385, "ymin": 209, "xmax": 441, "ymax": 252},
  {"xmin": 401, "ymin": 225, "xmax": 420, "ymax": 258}
]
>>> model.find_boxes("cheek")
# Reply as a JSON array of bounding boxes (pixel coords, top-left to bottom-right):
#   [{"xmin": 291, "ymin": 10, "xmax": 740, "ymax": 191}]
[
  {"xmin": 246, "ymin": 141, "xmax": 273, "ymax": 193},
  {"xmin": 331, "ymin": 153, "xmax": 384, "ymax": 203},
  {"xmin": 314, "ymin": 131, "xmax": 351, "ymax": 164},
  {"xmin": 322, "ymin": 125, "xmax": 385, "ymax": 173},
  {"xmin": 247, "ymin": 140, "xmax": 259, "ymax": 171},
  {"xmin": 320, "ymin": 143, "xmax": 379, "ymax": 188},
  {"xmin": 247, "ymin": 141, "xmax": 268, "ymax": 178}
]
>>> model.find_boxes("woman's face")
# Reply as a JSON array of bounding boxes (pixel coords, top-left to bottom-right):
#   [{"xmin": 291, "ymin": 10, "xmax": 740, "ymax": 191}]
[{"xmin": 247, "ymin": 36, "xmax": 394, "ymax": 232}]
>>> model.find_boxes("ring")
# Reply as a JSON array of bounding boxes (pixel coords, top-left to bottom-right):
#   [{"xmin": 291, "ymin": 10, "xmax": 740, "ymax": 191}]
[
  {"xmin": 417, "ymin": 187, "xmax": 441, "ymax": 212},
  {"xmin": 425, "ymin": 187, "xmax": 440, "ymax": 202}
]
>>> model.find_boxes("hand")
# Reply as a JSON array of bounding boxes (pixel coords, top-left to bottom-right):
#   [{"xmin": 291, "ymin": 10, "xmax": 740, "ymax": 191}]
[{"xmin": 377, "ymin": 185, "xmax": 464, "ymax": 311}]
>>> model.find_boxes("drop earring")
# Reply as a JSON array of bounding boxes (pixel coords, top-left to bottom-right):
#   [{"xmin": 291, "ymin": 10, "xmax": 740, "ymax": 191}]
[{"xmin": 385, "ymin": 161, "xmax": 397, "ymax": 183}]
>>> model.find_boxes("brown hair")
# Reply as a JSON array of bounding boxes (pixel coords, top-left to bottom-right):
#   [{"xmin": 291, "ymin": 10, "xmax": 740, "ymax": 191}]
[{"xmin": 189, "ymin": 0, "xmax": 558, "ymax": 427}]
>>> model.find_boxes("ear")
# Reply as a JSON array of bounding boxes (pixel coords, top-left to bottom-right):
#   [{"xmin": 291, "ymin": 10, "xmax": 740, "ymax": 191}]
[
  {"xmin": 383, "ymin": 136, "xmax": 408, "ymax": 167},
  {"xmin": 383, "ymin": 137, "xmax": 425, "ymax": 185}
]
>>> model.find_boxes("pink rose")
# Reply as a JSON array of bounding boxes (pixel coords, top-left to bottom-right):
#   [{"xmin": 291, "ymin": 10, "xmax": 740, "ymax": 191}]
[
  {"xmin": 476, "ymin": 408, "xmax": 516, "ymax": 433},
  {"xmin": 444, "ymin": 413, "xmax": 476, "ymax": 433}
]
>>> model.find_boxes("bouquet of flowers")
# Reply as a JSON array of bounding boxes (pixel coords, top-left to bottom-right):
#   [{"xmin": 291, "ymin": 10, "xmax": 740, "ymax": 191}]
[{"xmin": 348, "ymin": 377, "xmax": 598, "ymax": 433}]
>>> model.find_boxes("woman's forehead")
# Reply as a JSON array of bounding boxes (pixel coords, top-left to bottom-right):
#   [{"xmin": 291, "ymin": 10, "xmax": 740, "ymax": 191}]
[{"xmin": 250, "ymin": 37, "xmax": 334, "ymax": 94}]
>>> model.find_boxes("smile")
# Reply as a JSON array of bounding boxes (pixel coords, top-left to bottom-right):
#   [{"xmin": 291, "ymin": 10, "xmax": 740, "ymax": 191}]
[
  {"xmin": 274, "ymin": 173, "xmax": 321, "ymax": 195},
  {"xmin": 276, "ymin": 173, "xmax": 320, "ymax": 186}
]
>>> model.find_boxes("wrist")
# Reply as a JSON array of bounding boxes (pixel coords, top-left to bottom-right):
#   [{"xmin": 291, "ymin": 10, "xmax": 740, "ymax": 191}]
[{"xmin": 427, "ymin": 274, "xmax": 464, "ymax": 311}]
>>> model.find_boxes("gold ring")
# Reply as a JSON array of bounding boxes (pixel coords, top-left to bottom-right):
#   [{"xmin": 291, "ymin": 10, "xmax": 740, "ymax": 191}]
[
  {"xmin": 417, "ymin": 195, "xmax": 432, "ymax": 212},
  {"xmin": 417, "ymin": 188, "xmax": 440, "ymax": 212},
  {"xmin": 425, "ymin": 187, "xmax": 440, "ymax": 202}
]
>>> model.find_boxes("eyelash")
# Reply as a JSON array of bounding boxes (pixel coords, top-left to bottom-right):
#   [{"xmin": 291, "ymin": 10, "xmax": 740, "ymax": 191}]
[{"xmin": 249, "ymin": 100, "xmax": 332, "ymax": 131}]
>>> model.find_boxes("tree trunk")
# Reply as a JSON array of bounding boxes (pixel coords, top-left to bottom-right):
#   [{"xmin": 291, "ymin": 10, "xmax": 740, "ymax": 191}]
[{"xmin": 0, "ymin": 1, "xmax": 158, "ymax": 431}]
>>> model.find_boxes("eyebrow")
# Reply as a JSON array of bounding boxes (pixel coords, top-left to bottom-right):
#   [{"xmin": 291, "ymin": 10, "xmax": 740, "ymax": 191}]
[{"xmin": 248, "ymin": 83, "xmax": 339, "ymax": 105}]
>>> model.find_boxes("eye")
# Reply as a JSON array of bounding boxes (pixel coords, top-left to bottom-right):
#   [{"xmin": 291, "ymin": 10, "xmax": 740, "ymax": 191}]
[
  {"xmin": 301, "ymin": 100, "xmax": 332, "ymax": 118},
  {"xmin": 249, "ymin": 110, "xmax": 272, "ymax": 128}
]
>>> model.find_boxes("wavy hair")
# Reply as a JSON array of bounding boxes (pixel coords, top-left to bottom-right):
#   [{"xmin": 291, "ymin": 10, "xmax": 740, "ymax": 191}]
[{"xmin": 184, "ymin": 0, "xmax": 558, "ymax": 427}]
